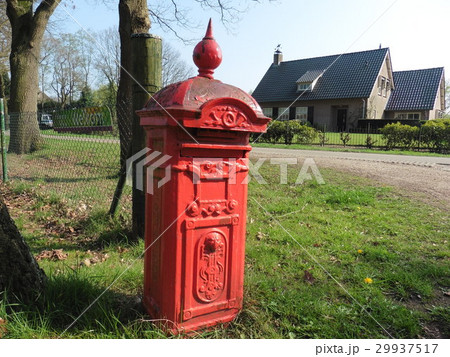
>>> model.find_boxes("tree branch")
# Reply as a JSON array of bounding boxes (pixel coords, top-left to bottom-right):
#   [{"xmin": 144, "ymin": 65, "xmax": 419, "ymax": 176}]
[{"xmin": 31, "ymin": 0, "xmax": 60, "ymax": 44}]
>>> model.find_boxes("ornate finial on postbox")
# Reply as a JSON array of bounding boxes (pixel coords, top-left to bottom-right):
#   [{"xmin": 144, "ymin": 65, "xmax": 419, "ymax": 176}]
[{"xmin": 193, "ymin": 19, "xmax": 222, "ymax": 79}]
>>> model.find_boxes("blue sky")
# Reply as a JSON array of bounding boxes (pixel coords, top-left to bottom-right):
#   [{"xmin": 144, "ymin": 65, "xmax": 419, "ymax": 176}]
[{"xmin": 55, "ymin": 0, "xmax": 449, "ymax": 92}]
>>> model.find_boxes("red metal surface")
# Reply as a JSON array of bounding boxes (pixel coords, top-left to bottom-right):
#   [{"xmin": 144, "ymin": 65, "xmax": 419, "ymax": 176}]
[
  {"xmin": 138, "ymin": 20, "xmax": 270, "ymax": 335},
  {"xmin": 193, "ymin": 19, "xmax": 222, "ymax": 79}
]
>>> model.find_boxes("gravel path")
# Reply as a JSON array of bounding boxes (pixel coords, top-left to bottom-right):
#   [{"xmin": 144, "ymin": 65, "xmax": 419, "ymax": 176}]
[{"xmin": 251, "ymin": 147, "xmax": 450, "ymax": 210}]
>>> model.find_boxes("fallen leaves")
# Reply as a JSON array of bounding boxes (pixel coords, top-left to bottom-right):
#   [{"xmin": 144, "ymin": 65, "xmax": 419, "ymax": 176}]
[
  {"xmin": 303, "ymin": 270, "xmax": 316, "ymax": 285},
  {"xmin": 256, "ymin": 231, "xmax": 265, "ymax": 241},
  {"xmin": 0, "ymin": 318, "xmax": 7, "ymax": 338},
  {"xmin": 80, "ymin": 250, "xmax": 109, "ymax": 267},
  {"xmin": 35, "ymin": 249, "xmax": 68, "ymax": 261}
]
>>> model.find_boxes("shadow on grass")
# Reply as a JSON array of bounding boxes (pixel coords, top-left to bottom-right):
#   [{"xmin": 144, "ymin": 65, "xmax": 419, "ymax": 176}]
[
  {"xmin": 10, "ymin": 175, "xmax": 116, "ymax": 184},
  {"xmin": 27, "ymin": 239, "xmax": 81, "ymax": 255},
  {"xmin": 1, "ymin": 271, "xmax": 166, "ymax": 338}
]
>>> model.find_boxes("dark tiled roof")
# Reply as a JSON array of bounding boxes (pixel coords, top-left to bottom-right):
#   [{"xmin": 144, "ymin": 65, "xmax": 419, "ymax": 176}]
[
  {"xmin": 253, "ymin": 48, "xmax": 389, "ymax": 103},
  {"xmin": 385, "ymin": 68, "xmax": 444, "ymax": 111},
  {"xmin": 296, "ymin": 70, "xmax": 323, "ymax": 83}
]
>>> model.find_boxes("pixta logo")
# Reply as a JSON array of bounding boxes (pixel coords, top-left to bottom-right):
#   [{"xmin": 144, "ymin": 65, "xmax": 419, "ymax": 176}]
[
  {"xmin": 126, "ymin": 149, "xmax": 325, "ymax": 195},
  {"xmin": 125, "ymin": 148, "xmax": 171, "ymax": 195}
]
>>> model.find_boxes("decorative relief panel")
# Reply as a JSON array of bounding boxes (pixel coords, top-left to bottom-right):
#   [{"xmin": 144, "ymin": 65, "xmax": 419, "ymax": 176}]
[
  {"xmin": 203, "ymin": 105, "xmax": 250, "ymax": 129},
  {"xmin": 187, "ymin": 200, "xmax": 238, "ymax": 217},
  {"xmin": 195, "ymin": 231, "xmax": 227, "ymax": 302}
]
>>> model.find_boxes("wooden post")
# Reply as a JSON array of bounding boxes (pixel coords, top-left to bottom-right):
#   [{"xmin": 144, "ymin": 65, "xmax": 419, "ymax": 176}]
[{"xmin": 131, "ymin": 33, "xmax": 162, "ymax": 240}]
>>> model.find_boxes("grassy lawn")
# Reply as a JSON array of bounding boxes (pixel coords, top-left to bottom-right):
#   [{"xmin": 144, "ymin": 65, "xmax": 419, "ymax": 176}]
[
  {"xmin": 5, "ymin": 136, "xmax": 127, "ymax": 211},
  {"xmin": 0, "ymin": 154, "xmax": 448, "ymax": 338}
]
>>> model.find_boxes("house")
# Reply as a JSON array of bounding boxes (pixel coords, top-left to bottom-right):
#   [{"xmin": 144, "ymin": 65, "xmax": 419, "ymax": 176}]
[{"xmin": 252, "ymin": 48, "xmax": 446, "ymax": 131}]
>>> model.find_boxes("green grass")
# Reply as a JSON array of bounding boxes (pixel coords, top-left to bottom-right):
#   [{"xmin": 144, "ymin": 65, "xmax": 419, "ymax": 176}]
[
  {"xmin": 1, "ymin": 157, "xmax": 448, "ymax": 338},
  {"xmin": 6, "ymin": 136, "xmax": 127, "ymax": 210}
]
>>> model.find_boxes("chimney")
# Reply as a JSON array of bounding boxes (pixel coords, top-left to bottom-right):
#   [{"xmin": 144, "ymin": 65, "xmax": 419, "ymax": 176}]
[{"xmin": 273, "ymin": 45, "xmax": 283, "ymax": 66}]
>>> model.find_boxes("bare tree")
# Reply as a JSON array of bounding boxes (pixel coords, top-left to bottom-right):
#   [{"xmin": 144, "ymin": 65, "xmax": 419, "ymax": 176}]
[
  {"xmin": 0, "ymin": 2, "xmax": 10, "ymax": 72},
  {"xmin": 162, "ymin": 41, "xmax": 194, "ymax": 86},
  {"xmin": 0, "ymin": 2, "xmax": 11, "ymax": 99},
  {"xmin": 49, "ymin": 34, "xmax": 84, "ymax": 108},
  {"xmin": 39, "ymin": 33, "xmax": 55, "ymax": 107},
  {"xmin": 94, "ymin": 27, "xmax": 121, "ymax": 104},
  {"xmin": 76, "ymin": 30, "xmax": 95, "ymax": 91},
  {"xmin": 6, "ymin": 0, "xmax": 60, "ymax": 154}
]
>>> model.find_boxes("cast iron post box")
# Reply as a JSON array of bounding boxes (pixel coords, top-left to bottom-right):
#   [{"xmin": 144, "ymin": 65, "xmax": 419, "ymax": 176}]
[{"xmin": 137, "ymin": 20, "xmax": 270, "ymax": 334}]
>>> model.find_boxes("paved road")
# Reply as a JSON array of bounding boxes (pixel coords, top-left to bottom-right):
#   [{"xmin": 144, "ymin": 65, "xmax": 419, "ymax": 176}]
[
  {"xmin": 250, "ymin": 147, "xmax": 450, "ymax": 210},
  {"xmin": 251, "ymin": 147, "xmax": 450, "ymax": 169}
]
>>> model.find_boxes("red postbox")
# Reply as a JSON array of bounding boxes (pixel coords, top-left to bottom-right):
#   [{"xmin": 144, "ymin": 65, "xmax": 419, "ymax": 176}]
[{"xmin": 138, "ymin": 20, "xmax": 270, "ymax": 334}]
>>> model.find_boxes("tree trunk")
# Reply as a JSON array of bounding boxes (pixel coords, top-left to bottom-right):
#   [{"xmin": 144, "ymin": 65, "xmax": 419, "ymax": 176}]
[
  {"xmin": 8, "ymin": 49, "xmax": 41, "ymax": 153},
  {"xmin": 0, "ymin": 196, "xmax": 46, "ymax": 303},
  {"xmin": 6, "ymin": 0, "xmax": 59, "ymax": 154},
  {"xmin": 117, "ymin": 0, "xmax": 151, "ymax": 166}
]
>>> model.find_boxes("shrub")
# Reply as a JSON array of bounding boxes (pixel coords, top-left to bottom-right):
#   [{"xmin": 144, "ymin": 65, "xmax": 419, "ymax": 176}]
[
  {"xmin": 380, "ymin": 122, "xmax": 419, "ymax": 149},
  {"xmin": 263, "ymin": 120, "xmax": 318, "ymax": 145},
  {"xmin": 293, "ymin": 123, "xmax": 318, "ymax": 144},
  {"xmin": 264, "ymin": 120, "xmax": 285, "ymax": 143},
  {"xmin": 318, "ymin": 131, "xmax": 328, "ymax": 146},
  {"xmin": 340, "ymin": 132, "xmax": 351, "ymax": 146},
  {"xmin": 420, "ymin": 119, "xmax": 450, "ymax": 152},
  {"xmin": 365, "ymin": 135, "xmax": 377, "ymax": 149}
]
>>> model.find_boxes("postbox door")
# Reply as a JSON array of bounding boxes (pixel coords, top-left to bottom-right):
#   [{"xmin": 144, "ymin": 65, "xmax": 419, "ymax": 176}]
[{"xmin": 180, "ymin": 157, "xmax": 247, "ymax": 322}]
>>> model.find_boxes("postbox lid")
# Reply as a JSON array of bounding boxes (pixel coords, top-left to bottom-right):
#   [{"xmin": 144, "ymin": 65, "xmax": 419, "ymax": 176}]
[{"xmin": 138, "ymin": 20, "xmax": 270, "ymax": 133}]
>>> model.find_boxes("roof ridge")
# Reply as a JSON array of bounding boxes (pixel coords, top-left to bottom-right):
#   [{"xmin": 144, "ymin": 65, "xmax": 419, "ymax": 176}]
[
  {"xmin": 393, "ymin": 67, "xmax": 444, "ymax": 74},
  {"xmin": 279, "ymin": 47, "xmax": 389, "ymax": 64}
]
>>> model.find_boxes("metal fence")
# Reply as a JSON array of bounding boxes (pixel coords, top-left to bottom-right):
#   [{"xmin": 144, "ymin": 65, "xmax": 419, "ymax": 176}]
[{"xmin": 1, "ymin": 101, "xmax": 133, "ymax": 215}]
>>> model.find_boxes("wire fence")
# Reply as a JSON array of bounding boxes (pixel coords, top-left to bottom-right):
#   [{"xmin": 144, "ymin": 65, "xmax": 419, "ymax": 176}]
[{"xmin": 1, "ymin": 101, "xmax": 133, "ymax": 215}]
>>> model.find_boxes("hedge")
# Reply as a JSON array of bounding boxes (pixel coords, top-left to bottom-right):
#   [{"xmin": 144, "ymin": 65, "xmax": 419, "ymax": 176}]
[{"xmin": 380, "ymin": 119, "xmax": 450, "ymax": 152}]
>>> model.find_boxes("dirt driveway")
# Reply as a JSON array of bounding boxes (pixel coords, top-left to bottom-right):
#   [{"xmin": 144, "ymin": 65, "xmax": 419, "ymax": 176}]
[{"xmin": 251, "ymin": 148, "xmax": 450, "ymax": 210}]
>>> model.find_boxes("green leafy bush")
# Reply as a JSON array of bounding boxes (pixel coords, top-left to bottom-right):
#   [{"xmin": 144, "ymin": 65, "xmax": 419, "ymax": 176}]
[
  {"xmin": 380, "ymin": 122, "xmax": 419, "ymax": 149},
  {"xmin": 293, "ymin": 123, "xmax": 318, "ymax": 144},
  {"xmin": 420, "ymin": 119, "xmax": 450, "ymax": 152},
  {"xmin": 264, "ymin": 120, "xmax": 285, "ymax": 143},
  {"xmin": 263, "ymin": 120, "xmax": 318, "ymax": 145}
]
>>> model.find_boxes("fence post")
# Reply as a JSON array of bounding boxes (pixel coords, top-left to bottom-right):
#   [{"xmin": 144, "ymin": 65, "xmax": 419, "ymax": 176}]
[{"xmin": 0, "ymin": 98, "xmax": 8, "ymax": 182}]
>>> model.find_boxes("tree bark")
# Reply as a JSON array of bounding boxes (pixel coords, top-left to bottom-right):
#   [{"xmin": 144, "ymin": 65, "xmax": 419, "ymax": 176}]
[
  {"xmin": 6, "ymin": 0, "xmax": 59, "ymax": 154},
  {"xmin": 0, "ymin": 196, "xmax": 46, "ymax": 303},
  {"xmin": 117, "ymin": 0, "xmax": 151, "ymax": 166}
]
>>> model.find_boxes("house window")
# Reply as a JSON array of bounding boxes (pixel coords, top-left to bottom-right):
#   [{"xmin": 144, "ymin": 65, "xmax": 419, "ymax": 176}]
[
  {"xmin": 407, "ymin": 113, "xmax": 420, "ymax": 120},
  {"xmin": 385, "ymin": 79, "xmax": 390, "ymax": 97},
  {"xmin": 295, "ymin": 107, "xmax": 308, "ymax": 122},
  {"xmin": 379, "ymin": 77, "xmax": 386, "ymax": 96},
  {"xmin": 263, "ymin": 107, "xmax": 273, "ymax": 118},
  {"xmin": 394, "ymin": 113, "xmax": 421, "ymax": 120},
  {"xmin": 278, "ymin": 107, "xmax": 289, "ymax": 120},
  {"xmin": 297, "ymin": 83, "xmax": 310, "ymax": 91}
]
